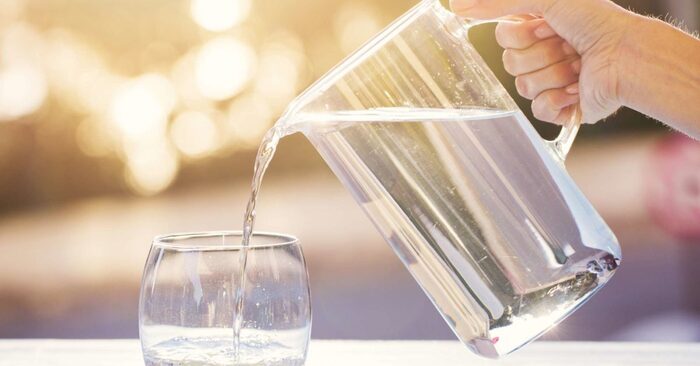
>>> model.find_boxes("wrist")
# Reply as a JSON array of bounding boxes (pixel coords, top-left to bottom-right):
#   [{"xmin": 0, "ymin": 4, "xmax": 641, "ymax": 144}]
[
  {"xmin": 615, "ymin": 14, "xmax": 700, "ymax": 136},
  {"xmin": 615, "ymin": 12, "xmax": 656, "ymax": 108}
]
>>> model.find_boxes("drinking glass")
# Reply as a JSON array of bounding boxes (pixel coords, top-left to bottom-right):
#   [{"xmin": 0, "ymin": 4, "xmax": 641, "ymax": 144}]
[{"xmin": 139, "ymin": 231, "xmax": 311, "ymax": 366}]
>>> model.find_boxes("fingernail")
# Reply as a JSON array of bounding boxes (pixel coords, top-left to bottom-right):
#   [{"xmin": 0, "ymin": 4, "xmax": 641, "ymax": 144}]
[
  {"xmin": 562, "ymin": 42, "xmax": 576, "ymax": 56},
  {"xmin": 571, "ymin": 59, "xmax": 582, "ymax": 74},
  {"xmin": 534, "ymin": 23, "xmax": 555, "ymax": 39},
  {"xmin": 566, "ymin": 83, "xmax": 579, "ymax": 94}
]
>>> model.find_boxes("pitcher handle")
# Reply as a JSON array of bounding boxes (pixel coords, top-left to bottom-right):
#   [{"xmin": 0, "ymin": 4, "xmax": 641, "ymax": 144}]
[
  {"xmin": 545, "ymin": 105, "xmax": 580, "ymax": 162},
  {"xmin": 461, "ymin": 16, "xmax": 582, "ymax": 163}
]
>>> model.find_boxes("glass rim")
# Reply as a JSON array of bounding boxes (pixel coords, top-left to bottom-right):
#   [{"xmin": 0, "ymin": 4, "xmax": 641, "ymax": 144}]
[{"xmin": 152, "ymin": 230, "xmax": 299, "ymax": 250}]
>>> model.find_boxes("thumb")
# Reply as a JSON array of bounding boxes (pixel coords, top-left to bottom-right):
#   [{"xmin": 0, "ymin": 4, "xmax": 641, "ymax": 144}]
[{"xmin": 450, "ymin": 0, "xmax": 555, "ymax": 19}]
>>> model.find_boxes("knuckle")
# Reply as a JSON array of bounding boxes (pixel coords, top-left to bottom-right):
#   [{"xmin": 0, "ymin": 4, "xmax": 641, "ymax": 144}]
[
  {"xmin": 543, "ymin": 44, "xmax": 560, "ymax": 65},
  {"xmin": 557, "ymin": 64, "xmax": 574, "ymax": 80},
  {"xmin": 552, "ymin": 63, "xmax": 573, "ymax": 84},
  {"xmin": 564, "ymin": 63, "xmax": 577, "ymax": 79},
  {"xmin": 502, "ymin": 50, "xmax": 517, "ymax": 75}
]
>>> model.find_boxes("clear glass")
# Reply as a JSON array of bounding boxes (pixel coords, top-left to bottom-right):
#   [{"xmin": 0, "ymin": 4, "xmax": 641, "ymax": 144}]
[
  {"xmin": 273, "ymin": 0, "xmax": 621, "ymax": 359},
  {"xmin": 139, "ymin": 231, "xmax": 311, "ymax": 366}
]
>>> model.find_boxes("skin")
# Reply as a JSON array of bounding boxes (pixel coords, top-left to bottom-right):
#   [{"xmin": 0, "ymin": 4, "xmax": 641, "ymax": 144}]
[{"xmin": 450, "ymin": 0, "xmax": 700, "ymax": 139}]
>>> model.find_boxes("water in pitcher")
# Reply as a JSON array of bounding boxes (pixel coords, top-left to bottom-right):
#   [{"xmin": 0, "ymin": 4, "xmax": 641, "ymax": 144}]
[
  {"xmin": 289, "ymin": 107, "xmax": 619, "ymax": 355},
  {"xmin": 241, "ymin": 107, "xmax": 619, "ymax": 356}
]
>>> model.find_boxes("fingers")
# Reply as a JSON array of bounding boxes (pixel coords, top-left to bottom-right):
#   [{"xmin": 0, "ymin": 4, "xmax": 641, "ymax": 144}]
[
  {"xmin": 515, "ymin": 58, "xmax": 580, "ymax": 99},
  {"xmin": 531, "ymin": 85, "xmax": 580, "ymax": 123},
  {"xmin": 503, "ymin": 37, "xmax": 577, "ymax": 75},
  {"xmin": 495, "ymin": 18, "xmax": 554, "ymax": 50},
  {"xmin": 450, "ymin": 0, "xmax": 555, "ymax": 19},
  {"xmin": 493, "ymin": 14, "xmax": 583, "ymax": 124}
]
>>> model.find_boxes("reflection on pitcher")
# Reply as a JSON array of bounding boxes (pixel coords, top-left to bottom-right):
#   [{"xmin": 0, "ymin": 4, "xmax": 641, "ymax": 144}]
[{"xmin": 245, "ymin": 0, "xmax": 621, "ymax": 358}]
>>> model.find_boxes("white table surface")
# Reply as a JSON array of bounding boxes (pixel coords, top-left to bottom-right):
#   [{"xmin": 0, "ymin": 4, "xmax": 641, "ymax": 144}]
[{"xmin": 1, "ymin": 339, "xmax": 699, "ymax": 365}]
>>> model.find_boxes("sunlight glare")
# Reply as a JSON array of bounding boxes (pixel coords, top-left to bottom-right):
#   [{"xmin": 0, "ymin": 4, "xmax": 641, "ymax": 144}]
[
  {"xmin": 195, "ymin": 36, "xmax": 256, "ymax": 101},
  {"xmin": 190, "ymin": 0, "xmax": 251, "ymax": 32},
  {"xmin": 0, "ymin": 65, "xmax": 47, "ymax": 121},
  {"xmin": 109, "ymin": 73, "xmax": 176, "ymax": 140}
]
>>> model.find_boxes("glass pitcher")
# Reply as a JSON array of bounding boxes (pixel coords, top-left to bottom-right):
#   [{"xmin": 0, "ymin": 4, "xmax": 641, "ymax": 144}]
[{"xmin": 277, "ymin": 0, "xmax": 621, "ymax": 358}]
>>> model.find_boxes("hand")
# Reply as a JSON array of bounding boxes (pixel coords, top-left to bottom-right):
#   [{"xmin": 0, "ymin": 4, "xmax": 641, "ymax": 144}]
[{"xmin": 450, "ymin": 0, "xmax": 639, "ymax": 125}]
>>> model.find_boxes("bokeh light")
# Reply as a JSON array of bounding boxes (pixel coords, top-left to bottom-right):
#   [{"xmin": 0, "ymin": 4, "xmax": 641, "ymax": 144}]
[
  {"xmin": 110, "ymin": 73, "xmax": 176, "ymax": 140},
  {"xmin": 254, "ymin": 31, "xmax": 307, "ymax": 111},
  {"xmin": 170, "ymin": 110, "xmax": 220, "ymax": 158},
  {"xmin": 333, "ymin": 3, "xmax": 382, "ymax": 54},
  {"xmin": 2, "ymin": 22, "xmax": 43, "ymax": 66},
  {"xmin": 75, "ymin": 117, "xmax": 115, "ymax": 157},
  {"xmin": 0, "ymin": 64, "xmax": 47, "ymax": 121},
  {"xmin": 44, "ymin": 29, "xmax": 119, "ymax": 114},
  {"xmin": 0, "ymin": 23, "xmax": 47, "ymax": 121},
  {"xmin": 171, "ymin": 50, "xmax": 209, "ymax": 108},
  {"xmin": 227, "ymin": 93, "xmax": 274, "ymax": 147},
  {"xmin": 195, "ymin": 36, "xmax": 256, "ymax": 101},
  {"xmin": 190, "ymin": 0, "xmax": 251, "ymax": 32},
  {"xmin": 124, "ymin": 141, "xmax": 179, "ymax": 196},
  {"xmin": 0, "ymin": 0, "xmax": 391, "ymax": 197}
]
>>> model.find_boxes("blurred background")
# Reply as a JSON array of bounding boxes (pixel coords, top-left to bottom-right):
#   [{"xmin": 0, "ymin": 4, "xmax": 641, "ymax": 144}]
[{"xmin": 1, "ymin": 0, "xmax": 699, "ymax": 342}]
